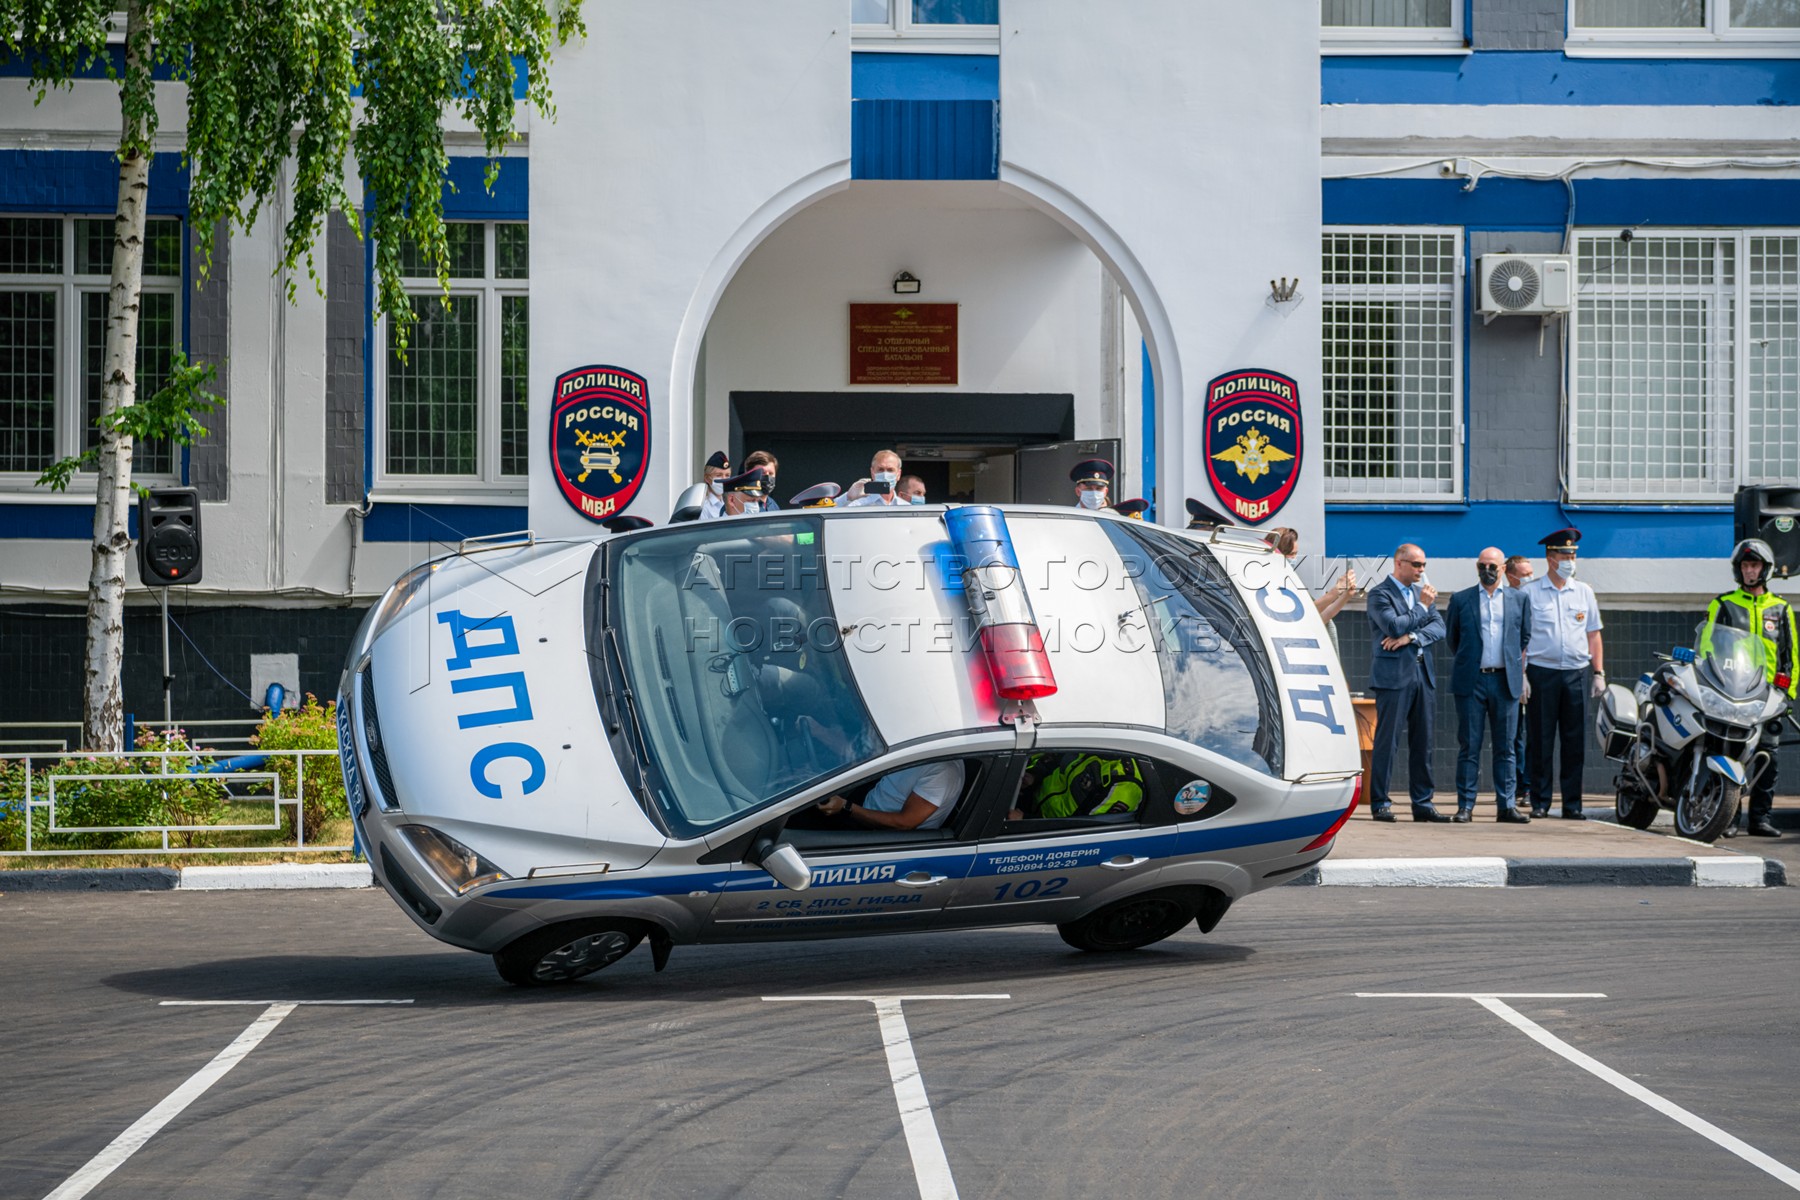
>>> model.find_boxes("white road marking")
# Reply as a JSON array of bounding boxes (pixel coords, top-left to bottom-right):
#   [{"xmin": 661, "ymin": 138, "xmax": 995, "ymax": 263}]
[
  {"xmin": 1360, "ymin": 991, "xmax": 1800, "ymax": 1192},
  {"xmin": 43, "ymin": 1003, "xmax": 297, "ymax": 1200},
  {"xmin": 45, "ymin": 1001, "xmax": 414, "ymax": 1200},
  {"xmin": 763, "ymin": 994, "xmax": 1009, "ymax": 1200}
]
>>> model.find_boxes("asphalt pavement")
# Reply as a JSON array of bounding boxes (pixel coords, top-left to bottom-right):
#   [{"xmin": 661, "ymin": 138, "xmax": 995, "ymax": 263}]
[{"xmin": 6, "ymin": 886, "xmax": 1800, "ymax": 1199}]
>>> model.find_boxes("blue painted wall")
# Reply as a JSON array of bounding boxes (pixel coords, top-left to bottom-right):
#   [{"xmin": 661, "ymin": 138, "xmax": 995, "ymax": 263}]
[
  {"xmin": 1324, "ymin": 51, "xmax": 1800, "ymax": 106},
  {"xmin": 1325, "ymin": 501, "xmax": 1735, "ymax": 559},
  {"xmin": 1325, "ymin": 177, "xmax": 1800, "ymax": 230},
  {"xmin": 852, "ymin": 52, "xmax": 998, "ymax": 100},
  {"xmin": 0, "ymin": 149, "xmax": 189, "ymax": 214}
]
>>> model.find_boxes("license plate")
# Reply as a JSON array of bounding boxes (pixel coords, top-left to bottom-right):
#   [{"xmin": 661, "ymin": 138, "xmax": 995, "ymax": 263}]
[{"xmin": 336, "ymin": 694, "xmax": 368, "ymax": 816}]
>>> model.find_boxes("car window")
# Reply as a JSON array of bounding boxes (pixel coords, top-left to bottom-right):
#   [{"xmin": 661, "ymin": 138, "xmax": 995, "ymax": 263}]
[
  {"xmin": 781, "ymin": 755, "xmax": 996, "ymax": 851},
  {"xmin": 600, "ymin": 517, "xmax": 884, "ymax": 839},
  {"xmin": 1100, "ymin": 522, "xmax": 1285, "ymax": 776},
  {"xmin": 996, "ymin": 749, "xmax": 1229, "ymax": 834}
]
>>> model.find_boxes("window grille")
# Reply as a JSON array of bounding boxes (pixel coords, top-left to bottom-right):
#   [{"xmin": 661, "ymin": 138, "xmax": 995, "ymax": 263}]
[
  {"xmin": 1323, "ymin": 0, "xmax": 1453, "ymax": 27},
  {"xmin": 1320, "ymin": 230, "xmax": 1461, "ymax": 498}
]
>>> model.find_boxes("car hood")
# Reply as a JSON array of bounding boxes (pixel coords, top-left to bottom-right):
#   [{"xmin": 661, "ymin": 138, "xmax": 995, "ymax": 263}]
[{"xmin": 360, "ymin": 538, "xmax": 664, "ymax": 872}]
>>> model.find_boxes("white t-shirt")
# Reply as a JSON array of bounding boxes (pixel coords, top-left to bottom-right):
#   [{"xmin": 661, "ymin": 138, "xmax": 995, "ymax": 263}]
[
  {"xmin": 862, "ymin": 760, "xmax": 965, "ymax": 830},
  {"xmin": 848, "ymin": 492, "xmax": 897, "ymax": 508}
]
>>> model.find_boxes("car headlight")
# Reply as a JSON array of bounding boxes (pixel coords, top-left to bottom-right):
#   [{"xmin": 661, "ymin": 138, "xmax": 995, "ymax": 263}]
[
  {"xmin": 397, "ymin": 824, "xmax": 509, "ymax": 894},
  {"xmin": 365, "ymin": 560, "xmax": 441, "ymax": 649}
]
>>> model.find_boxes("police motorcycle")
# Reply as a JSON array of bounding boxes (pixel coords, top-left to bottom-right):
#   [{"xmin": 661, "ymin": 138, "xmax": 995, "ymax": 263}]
[{"xmin": 1596, "ymin": 623, "xmax": 1791, "ymax": 842}]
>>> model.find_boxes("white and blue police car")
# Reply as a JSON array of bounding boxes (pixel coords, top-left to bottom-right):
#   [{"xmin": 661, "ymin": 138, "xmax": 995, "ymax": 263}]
[{"xmin": 338, "ymin": 501, "xmax": 1361, "ymax": 985}]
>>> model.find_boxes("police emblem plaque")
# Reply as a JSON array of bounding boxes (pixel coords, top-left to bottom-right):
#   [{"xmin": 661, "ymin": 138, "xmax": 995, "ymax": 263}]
[
  {"xmin": 1203, "ymin": 368, "xmax": 1302, "ymax": 524},
  {"xmin": 549, "ymin": 364, "xmax": 651, "ymax": 523}
]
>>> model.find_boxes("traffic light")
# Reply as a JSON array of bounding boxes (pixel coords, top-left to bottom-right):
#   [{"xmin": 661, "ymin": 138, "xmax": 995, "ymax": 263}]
[
  {"xmin": 138, "ymin": 487, "xmax": 203, "ymax": 587},
  {"xmin": 1735, "ymin": 486, "xmax": 1800, "ymax": 580}
]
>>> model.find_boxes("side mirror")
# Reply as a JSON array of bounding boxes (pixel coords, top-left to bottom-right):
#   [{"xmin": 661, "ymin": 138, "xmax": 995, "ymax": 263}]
[
  {"xmin": 670, "ymin": 482, "xmax": 709, "ymax": 523},
  {"xmin": 758, "ymin": 842, "xmax": 812, "ymax": 891}
]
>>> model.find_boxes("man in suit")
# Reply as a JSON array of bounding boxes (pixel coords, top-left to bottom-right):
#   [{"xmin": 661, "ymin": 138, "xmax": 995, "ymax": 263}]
[
  {"xmin": 1446, "ymin": 547, "xmax": 1532, "ymax": 824},
  {"xmin": 1367, "ymin": 543, "xmax": 1446, "ymax": 822}
]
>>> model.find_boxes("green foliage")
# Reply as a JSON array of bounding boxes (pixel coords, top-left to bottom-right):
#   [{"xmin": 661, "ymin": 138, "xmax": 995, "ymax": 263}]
[
  {"xmin": 251, "ymin": 694, "xmax": 347, "ymax": 835},
  {"xmin": 0, "ymin": 0, "xmax": 586, "ymax": 346},
  {"xmin": 0, "ymin": 731, "xmax": 231, "ymax": 852},
  {"xmin": 36, "ymin": 352, "xmax": 223, "ymax": 494}
]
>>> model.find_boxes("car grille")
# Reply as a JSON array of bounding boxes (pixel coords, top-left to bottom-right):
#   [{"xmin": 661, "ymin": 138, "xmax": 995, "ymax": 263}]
[{"xmin": 360, "ymin": 667, "xmax": 401, "ymax": 811}]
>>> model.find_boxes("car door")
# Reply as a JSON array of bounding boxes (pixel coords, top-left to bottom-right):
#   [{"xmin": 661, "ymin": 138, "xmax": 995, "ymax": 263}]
[
  {"xmin": 944, "ymin": 744, "xmax": 1178, "ymax": 927},
  {"xmin": 700, "ymin": 752, "xmax": 1008, "ymax": 942}
]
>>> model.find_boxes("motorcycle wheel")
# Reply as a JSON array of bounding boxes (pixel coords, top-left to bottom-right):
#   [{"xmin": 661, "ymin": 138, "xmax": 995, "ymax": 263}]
[
  {"xmin": 1615, "ymin": 785, "xmax": 1658, "ymax": 830},
  {"xmin": 1674, "ymin": 774, "xmax": 1741, "ymax": 843}
]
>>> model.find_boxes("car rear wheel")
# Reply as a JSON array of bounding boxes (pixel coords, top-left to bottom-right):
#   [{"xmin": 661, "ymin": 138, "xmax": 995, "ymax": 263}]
[
  {"xmin": 1057, "ymin": 892, "xmax": 1197, "ymax": 953},
  {"xmin": 494, "ymin": 922, "xmax": 644, "ymax": 987}
]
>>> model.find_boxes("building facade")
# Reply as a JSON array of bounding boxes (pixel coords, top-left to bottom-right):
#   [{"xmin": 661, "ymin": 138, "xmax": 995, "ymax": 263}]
[{"xmin": 2, "ymin": 0, "xmax": 1796, "ymax": 788}]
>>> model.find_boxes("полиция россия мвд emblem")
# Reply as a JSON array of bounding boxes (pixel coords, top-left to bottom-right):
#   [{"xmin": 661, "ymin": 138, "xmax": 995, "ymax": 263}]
[
  {"xmin": 549, "ymin": 364, "xmax": 651, "ymax": 522},
  {"xmin": 1204, "ymin": 367, "xmax": 1302, "ymax": 524}
]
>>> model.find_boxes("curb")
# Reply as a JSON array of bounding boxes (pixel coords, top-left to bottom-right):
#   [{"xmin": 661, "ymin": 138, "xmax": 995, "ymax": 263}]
[
  {"xmin": 1287, "ymin": 855, "xmax": 1787, "ymax": 888},
  {"xmin": 0, "ymin": 863, "xmax": 372, "ymax": 892}
]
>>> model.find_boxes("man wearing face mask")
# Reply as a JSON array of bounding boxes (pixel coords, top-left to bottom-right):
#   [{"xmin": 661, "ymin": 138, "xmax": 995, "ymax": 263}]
[
  {"xmin": 898, "ymin": 474, "xmax": 928, "ymax": 505},
  {"xmin": 1447, "ymin": 547, "xmax": 1531, "ymax": 823},
  {"xmin": 846, "ymin": 450, "xmax": 905, "ymax": 507},
  {"xmin": 1070, "ymin": 458, "xmax": 1113, "ymax": 510},
  {"xmin": 1521, "ymin": 528, "xmax": 1604, "ymax": 819},
  {"xmin": 699, "ymin": 450, "xmax": 730, "ymax": 520},
  {"xmin": 1505, "ymin": 555, "xmax": 1536, "ymax": 802}
]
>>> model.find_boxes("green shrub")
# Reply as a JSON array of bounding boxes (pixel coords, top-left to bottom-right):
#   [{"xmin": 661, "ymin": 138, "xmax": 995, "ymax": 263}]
[{"xmin": 252, "ymin": 694, "xmax": 346, "ymax": 836}]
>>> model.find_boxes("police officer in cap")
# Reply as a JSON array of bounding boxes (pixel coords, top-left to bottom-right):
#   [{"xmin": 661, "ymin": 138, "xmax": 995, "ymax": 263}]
[
  {"xmin": 790, "ymin": 482, "xmax": 842, "ymax": 509},
  {"xmin": 1112, "ymin": 498, "xmax": 1150, "ymax": 520},
  {"xmin": 602, "ymin": 515, "xmax": 653, "ymax": 534},
  {"xmin": 713, "ymin": 467, "xmax": 768, "ymax": 518},
  {"xmin": 1071, "ymin": 458, "xmax": 1113, "ymax": 509},
  {"xmin": 699, "ymin": 451, "xmax": 730, "ymax": 520},
  {"xmin": 1185, "ymin": 497, "xmax": 1231, "ymax": 531},
  {"xmin": 1701, "ymin": 538, "xmax": 1797, "ymax": 836},
  {"xmin": 1521, "ymin": 527, "xmax": 1605, "ymax": 819}
]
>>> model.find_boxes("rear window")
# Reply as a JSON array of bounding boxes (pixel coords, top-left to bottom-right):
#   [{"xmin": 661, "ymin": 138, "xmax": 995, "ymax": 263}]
[
  {"xmin": 1101, "ymin": 522, "xmax": 1285, "ymax": 776},
  {"xmin": 601, "ymin": 517, "xmax": 884, "ymax": 838}
]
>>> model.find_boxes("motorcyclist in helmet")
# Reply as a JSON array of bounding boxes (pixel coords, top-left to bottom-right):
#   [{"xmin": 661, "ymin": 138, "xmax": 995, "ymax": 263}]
[{"xmin": 1700, "ymin": 539, "xmax": 1797, "ymax": 837}]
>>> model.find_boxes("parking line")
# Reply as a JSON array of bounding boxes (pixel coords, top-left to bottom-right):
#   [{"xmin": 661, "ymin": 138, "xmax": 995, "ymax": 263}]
[
  {"xmin": 1359, "ymin": 991, "xmax": 1800, "ymax": 1193},
  {"xmin": 764, "ymin": 994, "xmax": 1009, "ymax": 1200},
  {"xmin": 44, "ymin": 1001, "xmax": 413, "ymax": 1200}
]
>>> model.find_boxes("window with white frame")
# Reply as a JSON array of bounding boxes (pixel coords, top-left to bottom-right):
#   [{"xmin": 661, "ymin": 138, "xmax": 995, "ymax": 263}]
[
  {"xmin": 0, "ymin": 214, "xmax": 181, "ymax": 486},
  {"xmin": 378, "ymin": 220, "xmax": 528, "ymax": 488},
  {"xmin": 1320, "ymin": 230, "xmax": 1462, "ymax": 499},
  {"xmin": 852, "ymin": 0, "xmax": 999, "ymax": 51},
  {"xmin": 1322, "ymin": 0, "xmax": 1465, "ymax": 52},
  {"xmin": 1570, "ymin": 231, "xmax": 1800, "ymax": 501},
  {"xmin": 1569, "ymin": 0, "xmax": 1800, "ymax": 54}
]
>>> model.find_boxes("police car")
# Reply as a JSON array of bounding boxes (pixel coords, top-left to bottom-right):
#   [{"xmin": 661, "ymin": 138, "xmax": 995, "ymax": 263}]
[{"xmin": 337, "ymin": 502, "xmax": 1361, "ymax": 986}]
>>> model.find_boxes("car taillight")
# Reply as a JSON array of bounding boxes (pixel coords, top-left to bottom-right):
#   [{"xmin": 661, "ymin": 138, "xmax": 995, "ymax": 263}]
[{"xmin": 1301, "ymin": 776, "xmax": 1361, "ymax": 853}]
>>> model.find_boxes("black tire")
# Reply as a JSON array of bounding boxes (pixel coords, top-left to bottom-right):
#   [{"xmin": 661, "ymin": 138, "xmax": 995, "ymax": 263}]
[
  {"xmin": 1615, "ymin": 785, "xmax": 1659, "ymax": 830},
  {"xmin": 1674, "ymin": 774, "xmax": 1741, "ymax": 844},
  {"xmin": 493, "ymin": 922, "xmax": 644, "ymax": 987},
  {"xmin": 1058, "ymin": 891, "xmax": 1198, "ymax": 953}
]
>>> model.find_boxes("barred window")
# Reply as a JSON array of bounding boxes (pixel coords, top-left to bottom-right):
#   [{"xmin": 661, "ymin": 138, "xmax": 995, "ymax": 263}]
[
  {"xmin": 379, "ymin": 221, "xmax": 528, "ymax": 486},
  {"xmin": 1320, "ymin": 229, "xmax": 1462, "ymax": 499},
  {"xmin": 1570, "ymin": 231, "xmax": 1799, "ymax": 500},
  {"xmin": 0, "ymin": 214, "xmax": 182, "ymax": 483}
]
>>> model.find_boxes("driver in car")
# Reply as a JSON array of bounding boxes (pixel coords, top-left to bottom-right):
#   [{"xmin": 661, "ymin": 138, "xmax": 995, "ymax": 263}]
[{"xmin": 816, "ymin": 760, "xmax": 965, "ymax": 830}]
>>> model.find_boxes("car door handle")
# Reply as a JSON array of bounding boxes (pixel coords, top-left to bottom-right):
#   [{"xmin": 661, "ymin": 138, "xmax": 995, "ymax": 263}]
[
  {"xmin": 1100, "ymin": 855, "xmax": 1150, "ymax": 871},
  {"xmin": 898, "ymin": 872, "xmax": 948, "ymax": 888}
]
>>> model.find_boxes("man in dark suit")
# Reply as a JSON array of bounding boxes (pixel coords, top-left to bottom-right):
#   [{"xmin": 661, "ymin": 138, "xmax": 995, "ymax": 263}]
[
  {"xmin": 1367, "ymin": 543, "xmax": 1446, "ymax": 822},
  {"xmin": 1446, "ymin": 547, "xmax": 1532, "ymax": 824}
]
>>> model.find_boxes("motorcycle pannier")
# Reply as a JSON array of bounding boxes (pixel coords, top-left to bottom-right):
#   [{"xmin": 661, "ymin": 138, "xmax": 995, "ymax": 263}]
[{"xmin": 1595, "ymin": 683, "xmax": 1640, "ymax": 760}]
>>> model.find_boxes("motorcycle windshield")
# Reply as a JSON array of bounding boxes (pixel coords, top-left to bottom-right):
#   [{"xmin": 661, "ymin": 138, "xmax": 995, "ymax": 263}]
[{"xmin": 1696, "ymin": 622, "xmax": 1769, "ymax": 703}]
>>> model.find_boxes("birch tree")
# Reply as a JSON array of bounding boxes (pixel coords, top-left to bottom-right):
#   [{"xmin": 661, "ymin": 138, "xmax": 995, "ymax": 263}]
[{"xmin": 1, "ymin": 0, "xmax": 585, "ymax": 750}]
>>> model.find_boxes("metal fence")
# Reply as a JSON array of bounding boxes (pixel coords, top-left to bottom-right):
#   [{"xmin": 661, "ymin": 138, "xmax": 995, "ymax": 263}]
[
  {"xmin": 2, "ymin": 747, "xmax": 354, "ymax": 857},
  {"xmin": 0, "ymin": 719, "xmax": 269, "ymax": 755}
]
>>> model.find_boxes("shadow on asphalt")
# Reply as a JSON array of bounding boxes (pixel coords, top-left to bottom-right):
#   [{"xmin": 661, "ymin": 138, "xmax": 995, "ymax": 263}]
[{"xmin": 101, "ymin": 932, "xmax": 1256, "ymax": 1007}]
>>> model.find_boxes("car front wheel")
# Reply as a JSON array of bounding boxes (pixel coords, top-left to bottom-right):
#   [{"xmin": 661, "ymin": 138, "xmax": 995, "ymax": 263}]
[{"xmin": 494, "ymin": 922, "xmax": 644, "ymax": 987}]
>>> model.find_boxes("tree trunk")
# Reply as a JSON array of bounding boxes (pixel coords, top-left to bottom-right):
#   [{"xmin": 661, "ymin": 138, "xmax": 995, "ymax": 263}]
[{"xmin": 82, "ymin": 0, "xmax": 151, "ymax": 753}]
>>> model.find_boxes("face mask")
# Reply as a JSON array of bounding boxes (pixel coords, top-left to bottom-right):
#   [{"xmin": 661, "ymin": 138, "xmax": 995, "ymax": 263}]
[
  {"xmin": 709, "ymin": 480, "xmax": 723, "ymax": 496},
  {"xmin": 1078, "ymin": 490, "xmax": 1104, "ymax": 510},
  {"xmin": 1477, "ymin": 564, "xmax": 1499, "ymax": 586},
  {"xmin": 873, "ymin": 470, "xmax": 897, "ymax": 485},
  {"xmin": 908, "ymin": 494, "xmax": 925, "ymax": 505},
  {"xmin": 1554, "ymin": 559, "xmax": 1576, "ymax": 581},
  {"xmin": 762, "ymin": 476, "xmax": 775, "ymax": 492}
]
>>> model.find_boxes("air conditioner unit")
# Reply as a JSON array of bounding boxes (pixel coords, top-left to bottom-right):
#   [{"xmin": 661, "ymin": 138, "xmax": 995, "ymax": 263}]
[{"xmin": 1477, "ymin": 253, "xmax": 1572, "ymax": 316}]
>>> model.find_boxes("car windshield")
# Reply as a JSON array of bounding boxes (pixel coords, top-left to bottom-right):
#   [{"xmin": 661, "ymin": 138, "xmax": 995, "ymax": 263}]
[
  {"xmin": 1696, "ymin": 620, "xmax": 1770, "ymax": 703},
  {"xmin": 1102, "ymin": 522, "xmax": 1285, "ymax": 776},
  {"xmin": 599, "ymin": 517, "xmax": 884, "ymax": 838}
]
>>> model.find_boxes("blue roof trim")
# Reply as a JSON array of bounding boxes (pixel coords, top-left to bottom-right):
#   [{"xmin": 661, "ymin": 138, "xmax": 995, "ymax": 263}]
[
  {"xmin": 0, "ymin": 503, "xmax": 139, "ymax": 539},
  {"xmin": 0, "ymin": 149, "xmax": 189, "ymax": 214},
  {"xmin": 361, "ymin": 502, "xmax": 527, "ymax": 543},
  {"xmin": 1324, "ymin": 50, "xmax": 1800, "ymax": 106},
  {"xmin": 440, "ymin": 155, "xmax": 528, "ymax": 220},
  {"xmin": 852, "ymin": 99, "xmax": 999, "ymax": 180},
  {"xmin": 1324, "ymin": 500, "xmax": 1734, "ymax": 559},
  {"xmin": 1325, "ymin": 176, "xmax": 1800, "ymax": 229},
  {"xmin": 852, "ymin": 52, "xmax": 999, "ymax": 100}
]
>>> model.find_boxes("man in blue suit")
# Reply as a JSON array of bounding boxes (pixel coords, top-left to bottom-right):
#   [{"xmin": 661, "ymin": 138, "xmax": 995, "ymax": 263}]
[
  {"xmin": 1446, "ymin": 547, "xmax": 1532, "ymax": 823},
  {"xmin": 1367, "ymin": 543, "xmax": 1446, "ymax": 822}
]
